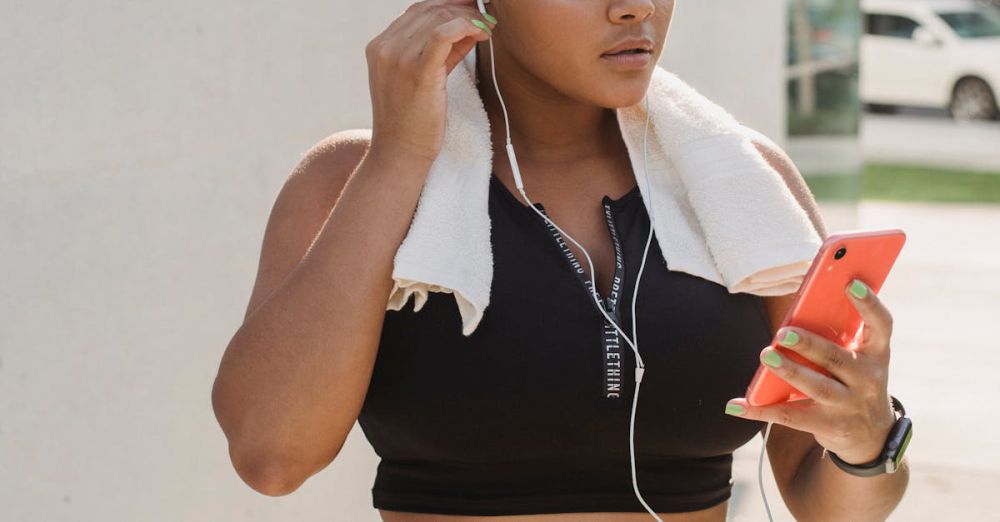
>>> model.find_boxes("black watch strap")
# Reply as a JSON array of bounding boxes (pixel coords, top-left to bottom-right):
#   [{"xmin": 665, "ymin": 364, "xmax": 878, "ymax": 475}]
[
  {"xmin": 827, "ymin": 396, "xmax": 912, "ymax": 477},
  {"xmin": 829, "ymin": 445, "xmax": 893, "ymax": 477}
]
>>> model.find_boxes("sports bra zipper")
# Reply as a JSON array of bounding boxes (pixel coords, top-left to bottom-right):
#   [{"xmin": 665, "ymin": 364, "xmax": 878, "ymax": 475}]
[{"xmin": 535, "ymin": 202, "xmax": 628, "ymax": 400}]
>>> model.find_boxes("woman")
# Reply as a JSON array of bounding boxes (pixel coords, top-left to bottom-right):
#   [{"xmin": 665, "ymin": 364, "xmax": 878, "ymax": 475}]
[{"xmin": 211, "ymin": 0, "xmax": 910, "ymax": 520}]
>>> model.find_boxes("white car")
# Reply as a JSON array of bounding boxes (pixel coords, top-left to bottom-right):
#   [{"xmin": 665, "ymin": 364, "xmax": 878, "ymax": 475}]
[{"xmin": 861, "ymin": 0, "xmax": 1000, "ymax": 120}]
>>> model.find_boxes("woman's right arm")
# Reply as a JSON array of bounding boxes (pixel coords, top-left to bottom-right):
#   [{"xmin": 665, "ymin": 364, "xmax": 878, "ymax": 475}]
[
  {"xmin": 211, "ymin": 0, "xmax": 496, "ymax": 497},
  {"xmin": 211, "ymin": 135, "xmax": 435, "ymax": 497}
]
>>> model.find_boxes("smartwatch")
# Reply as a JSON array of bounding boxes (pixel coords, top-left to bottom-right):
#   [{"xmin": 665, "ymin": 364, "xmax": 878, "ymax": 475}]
[{"xmin": 828, "ymin": 395, "xmax": 912, "ymax": 477}]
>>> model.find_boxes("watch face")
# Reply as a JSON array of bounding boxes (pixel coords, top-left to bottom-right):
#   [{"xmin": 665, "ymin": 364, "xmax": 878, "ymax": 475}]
[{"xmin": 888, "ymin": 418, "xmax": 913, "ymax": 472}]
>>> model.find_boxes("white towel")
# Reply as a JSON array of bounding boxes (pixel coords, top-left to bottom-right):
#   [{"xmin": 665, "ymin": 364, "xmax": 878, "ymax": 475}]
[{"xmin": 380, "ymin": 47, "xmax": 822, "ymax": 337}]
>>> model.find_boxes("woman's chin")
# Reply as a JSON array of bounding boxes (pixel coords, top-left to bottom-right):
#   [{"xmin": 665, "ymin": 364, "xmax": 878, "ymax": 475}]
[
  {"xmin": 589, "ymin": 69, "xmax": 652, "ymax": 107},
  {"xmin": 600, "ymin": 85, "xmax": 651, "ymax": 109}
]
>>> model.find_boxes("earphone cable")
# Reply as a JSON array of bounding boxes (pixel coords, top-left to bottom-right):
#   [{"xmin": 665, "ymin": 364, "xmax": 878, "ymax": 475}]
[
  {"xmin": 627, "ymin": 93, "xmax": 663, "ymax": 522},
  {"xmin": 481, "ymin": 19, "xmax": 775, "ymax": 519},
  {"xmin": 485, "ymin": 32, "xmax": 662, "ymax": 522},
  {"xmin": 758, "ymin": 421, "xmax": 775, "ymax": 522},
  {"xmin": 485, "ymin": 32, "xmax": 648, "ymax": 368},
  {"xmin": 489, "ymin": 40, "xmax": 515, "ymax": 165}
]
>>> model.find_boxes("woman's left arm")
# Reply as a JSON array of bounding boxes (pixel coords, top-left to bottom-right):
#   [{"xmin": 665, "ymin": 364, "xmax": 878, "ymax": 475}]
[
  {"xmin": 724, "ymin": 135, "xmax": 910, "ymax": 521},
  {"xmin": 731, "ymin": 291, "xmax": 910, "ymax": 522}
]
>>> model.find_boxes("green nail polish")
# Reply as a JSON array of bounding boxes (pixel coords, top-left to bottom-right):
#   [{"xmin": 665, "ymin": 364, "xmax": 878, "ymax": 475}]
[
  {"xmin": 482, "ymin": 12, "xmax": 498, "ymax": 24},
  {"xmin": 778, "ymin": 330, "xmax": 799, "ymax": 347},
  {"xmin": 763, "ymin": 349, "xmax": 783, "ymax": 368},
  {"xmin": 725, "ymin": 403, "xmax": 745, "ymax": 416},
  {"xmin": 471, "ymin": 18, "xmax": 492, "ymax": 36},
  {"xmin": 849, "ymin": 279, "xmax": 868, "ymax": 299}
]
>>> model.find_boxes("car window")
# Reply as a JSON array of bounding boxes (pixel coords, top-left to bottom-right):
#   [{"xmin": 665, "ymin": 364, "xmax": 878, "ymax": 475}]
[
  {"xmin": 937, "ymin": 9, "xmax": 1000, "ymax": 38},
  {"xmin": 865, "ymin": 13, "xmax": 921, "ymax": 38}
]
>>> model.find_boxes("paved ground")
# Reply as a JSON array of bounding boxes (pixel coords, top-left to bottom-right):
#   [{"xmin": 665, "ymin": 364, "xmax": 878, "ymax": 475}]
[
  {"xmin": 862, "ymin": 111, "xmax": 1000, "ymax": 172},
  {"xmin": 728, "ymin": 199, "xmax": 1000, "ymax": 521}
]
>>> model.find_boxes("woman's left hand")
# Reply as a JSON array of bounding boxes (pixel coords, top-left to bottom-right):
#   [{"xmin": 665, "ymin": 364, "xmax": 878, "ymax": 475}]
[{"xmin": 725, "ymin": 279, "xmax": 897, "ymax": 464}]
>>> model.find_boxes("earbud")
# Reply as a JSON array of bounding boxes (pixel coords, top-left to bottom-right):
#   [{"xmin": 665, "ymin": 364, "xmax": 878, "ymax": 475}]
[{"xmin": 476, "ymin": 0, "xmax": 490, "ymax": 16}]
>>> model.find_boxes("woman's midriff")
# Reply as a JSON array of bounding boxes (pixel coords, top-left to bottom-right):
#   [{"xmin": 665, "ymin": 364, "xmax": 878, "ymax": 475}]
[{"xmin": 378, "ymin": 500, "xmax": 728, "ymax": 521}]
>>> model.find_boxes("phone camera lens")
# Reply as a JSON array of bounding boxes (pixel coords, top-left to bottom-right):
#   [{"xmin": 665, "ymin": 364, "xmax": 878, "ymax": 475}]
[{"xmin": 834, "ymin": 247, "xmax": 847, "ymax": 260}]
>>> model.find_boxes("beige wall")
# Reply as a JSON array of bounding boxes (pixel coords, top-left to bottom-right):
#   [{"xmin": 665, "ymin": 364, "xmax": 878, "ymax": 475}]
[
  {"xmin": 663, "ymin": 1, "xmax": 788, "ymax": 145},
  {"xmin": 0, "ymin": 1, "xmax": 788, "ymax": 520}
]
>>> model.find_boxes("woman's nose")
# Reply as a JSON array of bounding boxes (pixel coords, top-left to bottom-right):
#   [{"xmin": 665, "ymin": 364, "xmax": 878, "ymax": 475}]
[{"xmin": 608, "ymin": 0, "xmax": 656, "ymax": 23}]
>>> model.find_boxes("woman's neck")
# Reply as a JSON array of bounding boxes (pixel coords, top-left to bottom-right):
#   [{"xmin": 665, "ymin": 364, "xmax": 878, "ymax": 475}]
[{"xmin": 474, "ymin": 43, "xmax": 622, "ymax": 168}]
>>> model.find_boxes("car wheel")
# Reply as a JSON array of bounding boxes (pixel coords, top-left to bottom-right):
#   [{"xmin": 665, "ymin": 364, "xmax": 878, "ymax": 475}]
[{"xmin": 949, "ymin": 77, "xmax": 1000, "ymax": 121}]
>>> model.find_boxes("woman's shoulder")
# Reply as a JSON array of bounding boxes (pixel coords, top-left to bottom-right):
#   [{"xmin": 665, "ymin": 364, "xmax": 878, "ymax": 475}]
[
  {"xmin": 284, "ymin": 128, "xmax": 373, "ymax": 202},
  {"xmin": 294, "ymin": 128, "xmax": 373, "ymax": 181},
  {"xmin": 241, "ymin": 128, "xmax": 372, "ymax": 320},
  {"xmin": 281, "ymin": 126, "xmax": 374, "ymax": 226}
]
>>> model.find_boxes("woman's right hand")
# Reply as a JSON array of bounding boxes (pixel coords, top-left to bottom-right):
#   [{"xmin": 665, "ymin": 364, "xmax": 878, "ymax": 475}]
[{"xmin": 365, "ymin": 0, "xmax": 496, "ymax": 166}]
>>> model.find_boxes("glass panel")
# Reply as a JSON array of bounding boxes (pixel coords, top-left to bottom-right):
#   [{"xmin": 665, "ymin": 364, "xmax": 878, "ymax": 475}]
[
  {"xmin": 787, "ymin": 0, "xmax": 862, "ymax": 138},
  {"xmin": 937, "ymin": 9, "xmax": 1000, "ymax": 38},
  {"xmin": 786, "ymin": 0, "xmax": 862, "ymax": 228},
  {"xmin": 866, "ymin": 13, "xmax": 921, "ymax": 38}
]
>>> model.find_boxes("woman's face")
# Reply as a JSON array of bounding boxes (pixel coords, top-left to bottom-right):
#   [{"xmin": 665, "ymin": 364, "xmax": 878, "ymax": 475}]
[{"xmin": 484, "ymin": 0, "xmax": 675, "ymax": 108}]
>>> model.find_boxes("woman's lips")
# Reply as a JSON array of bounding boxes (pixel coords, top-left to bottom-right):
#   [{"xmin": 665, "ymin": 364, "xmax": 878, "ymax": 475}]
[{"xmin": 600, "ymin": 50, "xmax": 652, "ymax": 68}]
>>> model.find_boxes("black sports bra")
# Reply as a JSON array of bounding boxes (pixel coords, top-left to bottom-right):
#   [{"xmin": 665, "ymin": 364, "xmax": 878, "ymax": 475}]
[{"xmin": 357, "ymin": 171, "xmax": 771, "ymax": 516}]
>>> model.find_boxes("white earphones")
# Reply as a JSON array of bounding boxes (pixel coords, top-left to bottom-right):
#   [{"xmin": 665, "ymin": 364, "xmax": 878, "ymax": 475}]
[
  {"xmin": 477, "ymin": 0, "xmax": 492, "ymax": 10},
  {"xmin": 474, "ymin": 3, "xmax": 777, "ymax": 522},
  {"xmin": 474, "ymin": 1, "xmax": 665, "ymax": 520}
]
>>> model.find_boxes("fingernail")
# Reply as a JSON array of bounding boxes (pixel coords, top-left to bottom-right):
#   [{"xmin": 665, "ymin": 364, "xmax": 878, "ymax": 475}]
[
  {"xmin": 482, "ymin": 12, "xmax": 498, "ymax": 24},
  {"xmin": 849, "ymin": 279, "xmax": 868, "ymax": 299},
  {"xmin": 725, "ymin": 402, "xmax": 745, "ymax": 416},
  {"xmin": 471, "ymin": 18, "xmax": 493, "ymax": 36},
  {"xmin": 777, "ymin": 329, "xmax": 800, "ymax": 347},
  {"xmin": 763, "ymin": 348, "xmax": 783, "ymax": 368}
]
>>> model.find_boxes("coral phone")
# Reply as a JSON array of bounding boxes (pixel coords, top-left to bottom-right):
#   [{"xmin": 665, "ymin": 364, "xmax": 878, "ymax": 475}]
[{"xmin": 745, "ymin": 229, "xmax": 907, "ymax": 406}]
